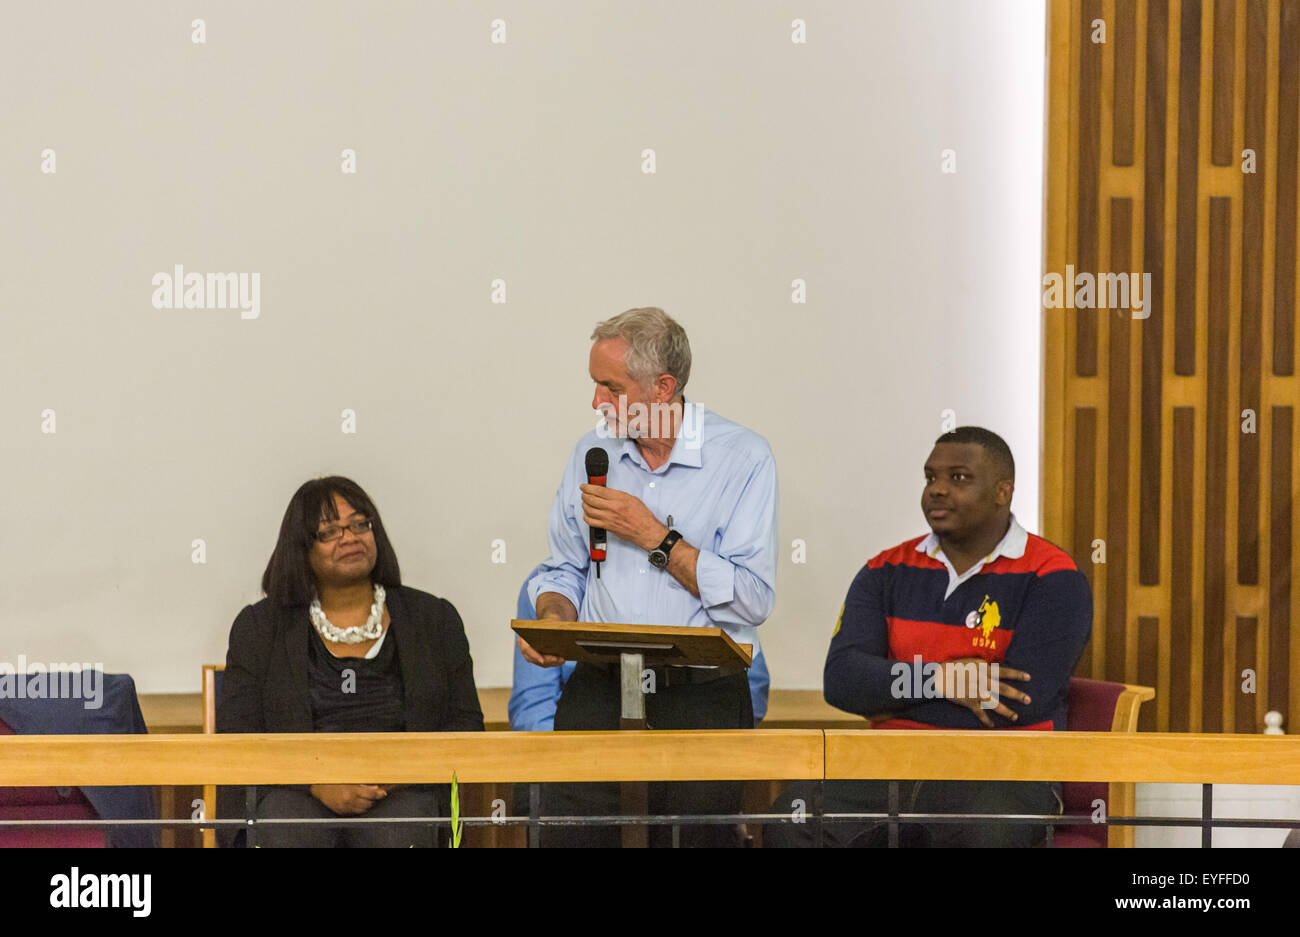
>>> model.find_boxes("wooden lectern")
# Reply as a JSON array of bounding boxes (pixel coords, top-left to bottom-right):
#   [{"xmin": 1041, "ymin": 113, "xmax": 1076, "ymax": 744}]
[{"xmin": 511, "ymin": 619, "xmax": 753, "ymax": 846}]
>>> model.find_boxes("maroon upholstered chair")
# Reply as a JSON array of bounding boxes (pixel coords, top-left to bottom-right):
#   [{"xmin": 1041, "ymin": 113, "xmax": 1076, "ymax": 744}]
[
  {"xmin": 0, "ymin": 716, "xmax": 106, "ymax": 848},
  {"xmin": 1053, "ymin": 677, "xmax": 1154, "ymax": 848}
]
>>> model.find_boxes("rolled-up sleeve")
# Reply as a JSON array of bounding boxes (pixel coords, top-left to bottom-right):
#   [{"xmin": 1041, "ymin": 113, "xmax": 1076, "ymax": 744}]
[
  {"xmin": 526, "ymin": 453, "xmax": 590, "ymax": 612},
  {"xmin": 696, "ymin": 450, "xmax": 778, "ymax": 628},
  {"xmin": 510, "ymin": 568, "xmax": 571, "ymax": 731}
]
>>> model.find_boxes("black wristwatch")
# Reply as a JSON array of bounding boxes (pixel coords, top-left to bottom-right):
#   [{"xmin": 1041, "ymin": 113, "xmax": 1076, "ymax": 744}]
[{"xmin": 648, "ymin": 529, "xmax": 683, "ymax": 569}]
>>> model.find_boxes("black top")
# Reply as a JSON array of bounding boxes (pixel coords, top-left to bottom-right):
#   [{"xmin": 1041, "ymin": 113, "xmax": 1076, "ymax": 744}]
[
  {"xmin": 307, "ymin": 623, "xmax": 406, "ymax": 733},
  {"xmin": 215, "ymin": 584, "xmax": 484, "ymax": 846}
]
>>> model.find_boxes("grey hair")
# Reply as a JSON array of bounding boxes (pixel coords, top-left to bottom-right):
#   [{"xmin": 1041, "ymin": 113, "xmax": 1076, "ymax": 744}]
[{"xmin": 590, "ymin": 307, "xmax": 692, "ymax": 397}]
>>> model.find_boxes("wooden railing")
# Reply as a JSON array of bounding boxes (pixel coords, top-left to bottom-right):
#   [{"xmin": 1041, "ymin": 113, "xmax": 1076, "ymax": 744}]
[
  {"xmin": 2, "ymin": 730, "xmax": 1298, "ymax": 786},
  {"xmin": 824, "ymin": 731, "xmax": 1300, "ymax": 784},
  {"xmin": 0, "ymin": 730, "xmax": 820, "ymax": 785}
]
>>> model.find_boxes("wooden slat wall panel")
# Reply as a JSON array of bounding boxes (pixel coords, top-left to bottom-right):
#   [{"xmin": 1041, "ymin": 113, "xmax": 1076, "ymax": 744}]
[
  {"xmin": 1074, "ymin": 407, "xmax": 1100, "ymax": 589},
  {"xmin": 1139, "ymin": 0, "xmax": 1169, "ymax": 586},
  {"xmin": 1108, "ymin": 199, "xmax": 1134, "ymax": 681},
  {"xmin": 1269, "ymin": 407, "xmax": 1293, "ymax": 722},
  {"xmin": 1045, "ymin": 0, "xmax": 1300, "ymax": 734},
  {"xmin": 1170, "ymin": 408, "xmax": 1196, "ymax": 732},
  {"xmin": 1075, "ymin": 403, "xmax": 1096, "ymax": 680},
  {"xmin": 1078, "ymin": 0, "xmax": 1104, "ymax": 377},
  {"xmin": 1138, "ymin": 616, "xmax": 1160, "ymax": 731},
  {"xmin": 1211, "ymin": 0, "xmax": 1236, "ymax": 165},
  {"xmin": 1203, "ymin": 197, "xmax": 1232, "ymax": 732},
  {"xmin": 1116, "ymin": 0, "xmax": 1139, "ymax": 165},
  {"xmin": 1239, "ymin": 0, "xmax": 1267, "ymax": 584},
  {"xmin": 1173, "ymin": 0, "xmax": 1201, "ymax": 376},
  {"xmin": 1236, "ymin": 617, "xmax": 1259, "ymax": 732},
  {"xmin": 1276, "ymin": 0, "xmax": 1298, "ymax": 375}
]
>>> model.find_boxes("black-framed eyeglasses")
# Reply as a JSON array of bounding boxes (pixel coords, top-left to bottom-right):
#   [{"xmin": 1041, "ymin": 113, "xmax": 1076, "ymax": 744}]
[{"xmin": 315, "ymin": 517, "xmax": 373, "ymax": 543}]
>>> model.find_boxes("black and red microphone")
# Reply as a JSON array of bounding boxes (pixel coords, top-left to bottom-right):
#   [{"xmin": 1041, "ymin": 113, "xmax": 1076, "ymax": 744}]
[{"xmin": 585, "ymin": 447, "xmax": 609, "ymax": 578}]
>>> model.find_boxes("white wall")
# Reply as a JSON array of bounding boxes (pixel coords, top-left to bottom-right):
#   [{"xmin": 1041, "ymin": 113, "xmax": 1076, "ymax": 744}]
[
  {"xmin": 1136, "ymin": 784, "xmax": 1300, "ymax": 848},
  {"xmin": 0, "ymin": 0, "xmax": 1045, "ymax": 692}
]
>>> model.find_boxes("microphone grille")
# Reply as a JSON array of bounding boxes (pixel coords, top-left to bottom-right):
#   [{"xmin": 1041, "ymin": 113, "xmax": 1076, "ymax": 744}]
[{"xmin": 585, "ymin": 447, "xmax": 609, "ymax": 476}]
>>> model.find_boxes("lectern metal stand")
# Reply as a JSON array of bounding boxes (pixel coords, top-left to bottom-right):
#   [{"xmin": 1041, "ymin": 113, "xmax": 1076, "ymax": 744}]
[
  {"xmin": 619, "ymin": 651, "xmax": 648, "ymax": 846},
  {"xmin": 619, "ymin": 651, "xmax": 645, "ymax": 729},
  {"xmin": 511, "ymin": 620, "xmax": 753, "ymax": 848}
]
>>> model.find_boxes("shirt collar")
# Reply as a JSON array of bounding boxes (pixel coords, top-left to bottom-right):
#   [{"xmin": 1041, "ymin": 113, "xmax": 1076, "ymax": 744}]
[{"xmin": 916, "ymin": 513, "xmax": 1027, "ymax": 565}]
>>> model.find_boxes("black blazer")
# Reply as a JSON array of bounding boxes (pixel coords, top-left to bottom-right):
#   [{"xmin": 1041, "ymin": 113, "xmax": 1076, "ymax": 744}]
[{"xmin": 215, "ymin": 584, "xmax": 484, "ymax": 845}]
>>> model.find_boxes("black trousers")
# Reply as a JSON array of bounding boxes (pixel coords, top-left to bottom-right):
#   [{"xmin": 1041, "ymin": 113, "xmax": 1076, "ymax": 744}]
[
  {"xmin": 539, "ymin": 662, "xmax": 753, "ymax": 848},
  {"xmin": 250, "ymin": 785, "xmax": 443, "ymax": 848},
  {"xmin": 764, "ymin": 779, "xmax": 1063, "ymax": 848}
]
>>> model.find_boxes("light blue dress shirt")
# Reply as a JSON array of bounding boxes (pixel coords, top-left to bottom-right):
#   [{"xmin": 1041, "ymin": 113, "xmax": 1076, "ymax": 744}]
[
  {"xmin": 510, "ymin": 565, "xmax": 770, "ymax": 730},
  {"xmin": 526, "ymin": 404, "xmax": 779, "ymax": 652}
]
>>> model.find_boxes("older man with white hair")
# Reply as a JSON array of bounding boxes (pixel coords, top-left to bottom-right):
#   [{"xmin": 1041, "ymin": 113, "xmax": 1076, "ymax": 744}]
[{"xmin": 518, "ymin": 306, "xmax": 779, "ymax": 847}]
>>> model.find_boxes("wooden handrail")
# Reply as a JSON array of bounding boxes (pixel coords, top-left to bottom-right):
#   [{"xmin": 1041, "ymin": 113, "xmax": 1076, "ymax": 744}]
[
  {"xmin": 826, "ymin": 731, "xmax": 1300, "ymax": 784},
  {"xmin": 0, "ymin": 730, "xmax": 823, "ymax": 786},
  {"xmin": 2, "ymin": 730, "xmax": 1298, "ymax": 787}
]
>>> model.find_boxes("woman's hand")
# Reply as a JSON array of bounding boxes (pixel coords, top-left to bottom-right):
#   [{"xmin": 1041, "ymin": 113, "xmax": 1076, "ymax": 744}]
[{"xmin": 310, "ymin": 783, "xmax": 388, "ymax": 815}]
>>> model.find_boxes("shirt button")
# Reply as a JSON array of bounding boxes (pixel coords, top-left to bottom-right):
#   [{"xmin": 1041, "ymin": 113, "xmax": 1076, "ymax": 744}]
[
  {"xmin": 648, "ymin": 482, "xmax": 656, "ymax": 488},
  {"xmin": 640, "ymin": 569, "xmax": 646, "ymax": 574}
]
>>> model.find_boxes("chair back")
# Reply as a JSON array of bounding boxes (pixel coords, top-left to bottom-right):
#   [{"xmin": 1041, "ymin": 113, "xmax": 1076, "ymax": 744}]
[
  {"xmin": 201, "ymin": 665, "xmax": 224, "ymax": 848},
  {"xmin": 1055, "ymin": 677, "xmax": 1153, "ymax": 847},
  {"xmin": 0, "ymin": 716, "xmax": 105, "ymax": 847}
]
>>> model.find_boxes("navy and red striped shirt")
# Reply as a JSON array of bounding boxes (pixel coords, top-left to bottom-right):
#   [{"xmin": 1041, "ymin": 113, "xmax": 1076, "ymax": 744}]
[{"xmin": 824, "ymin": 516, "xmax": 1092, "ymax": 731}]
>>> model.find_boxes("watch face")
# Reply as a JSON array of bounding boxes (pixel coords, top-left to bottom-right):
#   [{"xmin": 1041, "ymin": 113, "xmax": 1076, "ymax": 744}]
[{"xmin": 648, "ymin": 549, "xmax": 668, "ymax": 569}]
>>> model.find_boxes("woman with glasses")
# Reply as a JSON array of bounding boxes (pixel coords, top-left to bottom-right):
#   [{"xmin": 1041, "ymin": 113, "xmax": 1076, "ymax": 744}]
[{"xmin": 215, "ymin": 476, "xmax": 484, "ymax": 847}]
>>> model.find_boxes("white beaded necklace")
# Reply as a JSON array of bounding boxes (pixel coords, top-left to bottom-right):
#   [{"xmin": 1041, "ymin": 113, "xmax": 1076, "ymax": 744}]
[{"xmin": 310, "ymin": 583, "xmax": 386, "ymax": 644}]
